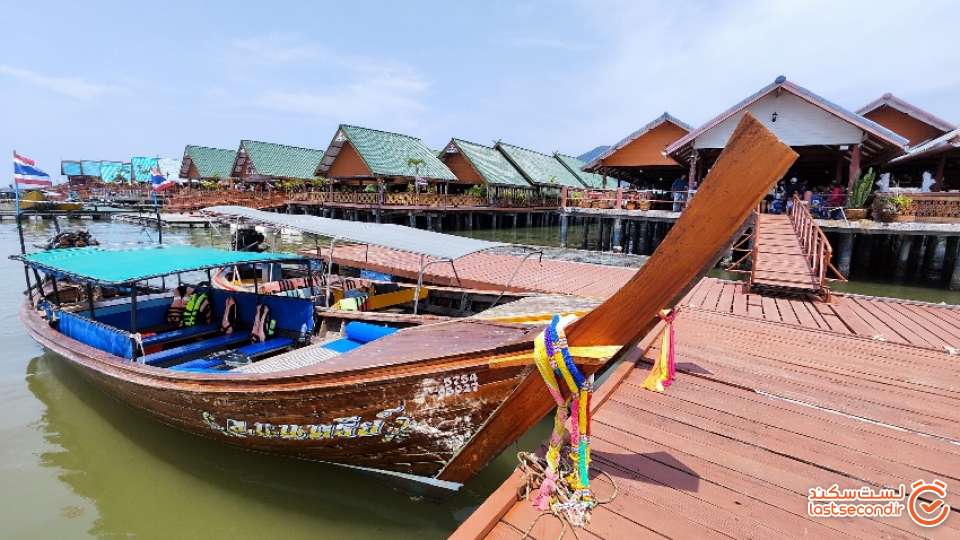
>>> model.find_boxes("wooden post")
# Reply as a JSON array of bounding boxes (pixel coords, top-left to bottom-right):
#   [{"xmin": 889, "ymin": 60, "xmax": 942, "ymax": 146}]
[
  {"xmin": 581, "ymin": 218, "xmax": 590, "ymax": 250},
  {"xmin": 836, "ymin": 233, "xmax": 854, "ymax": 277},
  {"xmin": 637, "ymin": 220, "xmax": 649, "ymax": 255},
  {"xmin": 560, "ymin": 186, "xmax": 568, "ymax": 209},
  {"xmin": 894, "ymin": 235, "xmax": 913, "ymax": 280},
  {"xmin": 611, "ymin": 217, "xmax": 623, "ymax": 251},
  {"xmin": 935, "ymin": 154, "xmax": 947, "ymax": 192},
  {"xmin": 687, "ymin": 150, "xmax": 698, "ymax": 190},
  {"xmin": 847, "ymin": 143, "xmax": 861, "ymax": 192},
  {"xmin": 559, "ymin": 214, "xmax": 569, "ymax": 248},
  {"xmin": 615, "ymin": 188, "xmax": 623, "ymax": 210},
  {"xmin": 929, "ymin": 236, "xmax": 947, "ymax": 282},
  {"xmin": 950, "ymin": 240, "xmax": 960, "ymax": 290}
]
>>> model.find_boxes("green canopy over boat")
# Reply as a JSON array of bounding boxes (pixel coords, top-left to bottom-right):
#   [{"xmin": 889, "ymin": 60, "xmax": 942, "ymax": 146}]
[{"xmin": 14, "ymin": 245, "xmax": 303, "ymax": 285}]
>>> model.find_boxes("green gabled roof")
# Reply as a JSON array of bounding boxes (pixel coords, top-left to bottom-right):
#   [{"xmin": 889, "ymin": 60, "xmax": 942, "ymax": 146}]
[
  {"xmin": 555, "ymin": 153, "xmax": 608, "ymax": 189},
  {"xmin": 451, "ymin": 139, "xmax": 531, "ymax": 187},
  {"xmin": 183, "ymin": 145, "xmax": 237, "ymax": 178},
  {"xmin": 338, "ymin": 125, "xmax": 456, "ymax": 181},
  {"xmin": 495, "ymin": 142, "xmax": 584, "ymax": 188},
  {"xmin": 240, "ymin": 140, "xmax": 326, "ymax": 179}
]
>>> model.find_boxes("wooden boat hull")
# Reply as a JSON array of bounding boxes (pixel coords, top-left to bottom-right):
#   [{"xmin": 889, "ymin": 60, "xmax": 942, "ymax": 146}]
[{"xmin": 22, "ymin": 302, "xmax": 538, "ymax": 490}]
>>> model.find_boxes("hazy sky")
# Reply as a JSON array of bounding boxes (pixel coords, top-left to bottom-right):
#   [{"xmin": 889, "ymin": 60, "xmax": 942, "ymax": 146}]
[{"xmin": 2, "ymin": 0, "xmax": 957, "ymax": 178}]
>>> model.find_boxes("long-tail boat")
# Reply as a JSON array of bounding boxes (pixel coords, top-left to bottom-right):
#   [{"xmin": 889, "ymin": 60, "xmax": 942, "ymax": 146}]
[{"xmin": 15, "ymin": 115, "xmax": 796, "ymax": 491}]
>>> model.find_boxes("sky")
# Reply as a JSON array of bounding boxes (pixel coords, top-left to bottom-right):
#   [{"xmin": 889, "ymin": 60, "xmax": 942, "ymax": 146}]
[{"xmin": 2, "ymin": 0, "xmax": 958, "ymax": 180}]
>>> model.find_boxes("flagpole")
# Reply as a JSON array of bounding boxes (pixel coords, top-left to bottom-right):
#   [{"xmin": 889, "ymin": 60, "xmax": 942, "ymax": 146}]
[{"xmin": 13, "ymin": 150, "xmax": 33, "ymax": 303}]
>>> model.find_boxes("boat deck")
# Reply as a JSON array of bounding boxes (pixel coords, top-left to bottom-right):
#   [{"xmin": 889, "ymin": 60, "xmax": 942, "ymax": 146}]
[
  {"xmin": 454, "ymin": 306, "xmax": 960, "ymax": 539},
  {"xmin": 305, "ymin": 245, "xmax": 637, "ymax": 299},
  {"xmin": 687, "ymin": 277, "xmax": 960, "ymax": 351}
]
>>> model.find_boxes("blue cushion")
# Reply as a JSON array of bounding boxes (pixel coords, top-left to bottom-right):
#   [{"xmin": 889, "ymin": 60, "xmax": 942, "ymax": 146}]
[
  {"xmin": 143, "ymin": 324, "xmax": 218, "ymax": 346},
  {"xmin": 322, "ymin": 338, "xmax": 362, "ymax": 353},
  {"xmin": 144, "ymin": 332, "xmax": 251, "ymax": 366},
  {"xmin": 237, "ymin": 337, "xmax": 294, "ymax": 358},
  {"xmin": 343, "ymin": 322, "xmax": 398, "ymax": 343}
]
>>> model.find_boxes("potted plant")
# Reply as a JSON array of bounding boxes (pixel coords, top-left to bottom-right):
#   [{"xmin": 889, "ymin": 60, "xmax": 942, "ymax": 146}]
[
  {"xmin": 891, "ymin": 193, "xmax": 914, "ymax": 222},
  {"xmin": 845, "ymin": 167, "xmax": 876, "ymax": 220}
]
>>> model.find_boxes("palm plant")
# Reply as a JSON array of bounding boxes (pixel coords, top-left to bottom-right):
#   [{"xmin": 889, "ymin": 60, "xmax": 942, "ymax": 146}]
[{"xmin": 846, "ymin": 167, "xmax": 876, "ymax": 209}]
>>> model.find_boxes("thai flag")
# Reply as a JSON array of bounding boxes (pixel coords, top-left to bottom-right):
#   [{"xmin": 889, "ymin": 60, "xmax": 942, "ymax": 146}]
[
  {"xmin": 13, "ymin": 152, "xmax": 53, "ymax": 187},
  {"xmin": 150, "ymin": 166, "xmax": 176, "ymax": 192}
]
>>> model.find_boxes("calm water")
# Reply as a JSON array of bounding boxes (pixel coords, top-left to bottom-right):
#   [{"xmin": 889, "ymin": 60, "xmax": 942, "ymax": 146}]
[
  {"xmin": 5, "ymin": 219, "xmax": 960, "ymax": 539},
  {"xmin": 0, "ymin": 219, "xmax": 548, "ymax": 540}
]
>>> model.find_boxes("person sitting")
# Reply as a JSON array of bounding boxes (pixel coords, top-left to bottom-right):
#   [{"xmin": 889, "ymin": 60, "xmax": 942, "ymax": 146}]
[{"xmin": 166, "ymin": 285, "xmax": 192, "ymax": 326}]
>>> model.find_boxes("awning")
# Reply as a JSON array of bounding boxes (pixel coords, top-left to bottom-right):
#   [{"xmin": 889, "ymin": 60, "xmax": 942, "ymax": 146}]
[
  {"xmin": 14, "ymin": 245, "xmax": 303, "ymax": 285},
  {"xmin": 204, "ymin": 206, "xmax": 509, "ymax": 261}
]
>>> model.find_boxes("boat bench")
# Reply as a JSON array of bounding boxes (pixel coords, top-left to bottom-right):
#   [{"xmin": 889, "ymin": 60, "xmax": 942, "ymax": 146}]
[
  {"xmin": 143, "ymin": 331, "xmax": 251, "ymax": 366},
  {"xmin": 142, "ymin": 324, "xmax": 218, "ymax": 347},
  {"xmin": 170, "ymin": 337, "xmax": 295, "ymax": 373}
]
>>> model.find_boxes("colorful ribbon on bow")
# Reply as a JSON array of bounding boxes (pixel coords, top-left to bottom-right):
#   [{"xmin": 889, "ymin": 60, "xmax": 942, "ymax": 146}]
[
  {"xmin": 531, "ymin": 314, "xmax": 596, "ymax": 521},
  {"xmin": 642, "ymin": 308, "xmax": 678, "ymax": 392}
]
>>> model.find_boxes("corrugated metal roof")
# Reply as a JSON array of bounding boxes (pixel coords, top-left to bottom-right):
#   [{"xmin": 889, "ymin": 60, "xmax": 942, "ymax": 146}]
[
  {"xmin": 496, "ymin": 142, "xmax": 585, "ymax": 188},
  {"xmin": 205, "ymin": 206, "xmax": 508, "ymax": 260},
  {"xmin": 240, "ymin": 140, "xmax": 326, "ymax": 179},
  {"xmin": 182, "ymin": 145, "xmax": 237, "ymax": 178},
  {"xmin": 450, "ymin": 139, "xmax": 531, "ymax": 187},
  {"xmin": 16, "ymin": 245, "xmax": 301, "ymax": 285},
  {"xmin": 554, "ymin": 153, "xmax": 608, "ymax": 189}
]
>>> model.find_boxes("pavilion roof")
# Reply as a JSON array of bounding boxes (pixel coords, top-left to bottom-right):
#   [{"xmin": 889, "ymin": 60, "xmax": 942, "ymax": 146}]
[
  {"xmin": 446, "ymin": 138, "xmax": 531, "ymax": 187},
  {"xmin": 235, "ymin": 140, "xmax": 326, "ymax": 180},
  {"xmin": 180, "ymin": 145, "xmax": 237, "ymax": 179},
  {"xmin": 666, "ymin": 76, "xmax": 908, "ymax": 163},
  {"xmin": 555, "ymin": 153, "xmax": 609, "ymax": 189},
  {"xmin": 857, "ymin": 93, "xmax": 956, "ymax": 134},
  {"xmin": 316, "ymin": 124, "xmax": 456, "ymax": 181},
  {"xmin": 583, "ymin": 112, "xmax": 691, "ymax": 171},
  {"xmin": 495, "ymin": 142, "xmax": 585, "ymax": 188}
]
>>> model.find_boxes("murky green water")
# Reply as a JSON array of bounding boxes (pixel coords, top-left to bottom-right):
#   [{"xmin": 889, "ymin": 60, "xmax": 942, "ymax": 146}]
[
  {"xmin": 0, "ymin": 219, "xmax": 548, "ymax": 540},
  {"xmin": 5, "ymin": 218, "xmax": 960, "ymax": 539}
]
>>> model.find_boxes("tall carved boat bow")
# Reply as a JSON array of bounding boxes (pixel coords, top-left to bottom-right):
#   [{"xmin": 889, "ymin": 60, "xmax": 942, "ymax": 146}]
[{"xmin": 15, "ymin": 114, "xmax": 796, "ymax": 491}]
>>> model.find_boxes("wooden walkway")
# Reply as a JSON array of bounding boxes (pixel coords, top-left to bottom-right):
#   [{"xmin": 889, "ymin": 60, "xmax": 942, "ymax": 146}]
[
  {"xmin": 454, "ymin": 307, "xmax": 960, "ymax": 539},
  {"xmin": 686, "ymin": 277, "xmax": 960, "ymax": 352},
  {"xmin": 751, "ymin": 213, "xmax": 819, "ymax": 292},
  {"xmin": 305, "ymin": 245, "xmax": 638, "ymax": 299}
]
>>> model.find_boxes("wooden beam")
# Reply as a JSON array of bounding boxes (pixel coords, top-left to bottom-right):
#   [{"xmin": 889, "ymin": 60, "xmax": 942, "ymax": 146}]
[{"xmin": 847, "ymin": 143, "xmax": 861, "ymax": 192}]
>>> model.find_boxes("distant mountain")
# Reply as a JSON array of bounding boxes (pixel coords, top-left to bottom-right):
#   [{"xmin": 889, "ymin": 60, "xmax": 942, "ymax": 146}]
[{"xmin": 576, "ymin": 145, "xmax": 609, "ymax": 163}]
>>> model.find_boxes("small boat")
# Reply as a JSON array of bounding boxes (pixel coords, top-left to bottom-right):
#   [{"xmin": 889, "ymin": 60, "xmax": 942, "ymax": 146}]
[
  {"xmin": 17, "ymin": 190, "xmax": 84, "ymax": 212},
  {"xmin": 15, "ymin": 115, "xmax": 797, "ymax": 491}
]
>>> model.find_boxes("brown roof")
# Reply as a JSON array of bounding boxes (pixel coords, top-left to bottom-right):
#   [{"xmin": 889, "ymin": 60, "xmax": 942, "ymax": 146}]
[{"xmin": 857, "ymin": 93, "xmax": 955, "ymax": 133}]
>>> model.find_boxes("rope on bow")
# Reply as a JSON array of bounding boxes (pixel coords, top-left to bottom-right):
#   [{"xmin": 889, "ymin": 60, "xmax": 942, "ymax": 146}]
[{"xmin": 528, "ymin": 314, "xmax": 599, "ymax": 529}]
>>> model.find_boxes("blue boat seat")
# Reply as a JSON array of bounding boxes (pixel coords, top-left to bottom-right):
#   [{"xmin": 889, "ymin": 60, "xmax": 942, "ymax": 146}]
[
  {"xmin": 236, "ymin": 337, "xmax": 295, "ymax": 358},
  {"xmin": 143, "ymin": 332, "xmax": 251, "ymax": 366},
  {"xmin": 316, "ymin": 322, "xmax": 399, "ymax": 355},
  {"xmin": 142, "ymin": 324, "xmax": 218, "ymax": 346}
]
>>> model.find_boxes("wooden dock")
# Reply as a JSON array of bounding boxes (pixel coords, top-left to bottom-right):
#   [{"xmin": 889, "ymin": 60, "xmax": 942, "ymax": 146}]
[
  {"xmin": 306, "ymin": 245, "xmax": 638, "ymax": 299},
  {"xmin": 688, "ymin": 277, "xmax": 960, "ymax": 351},
  {"xmin": 453, "ymin": 302, "xmax": 960, "ymax": 539},
  {"xmin": 752, "ymin": 213, "xmax": 819, "ymax": 292}
]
